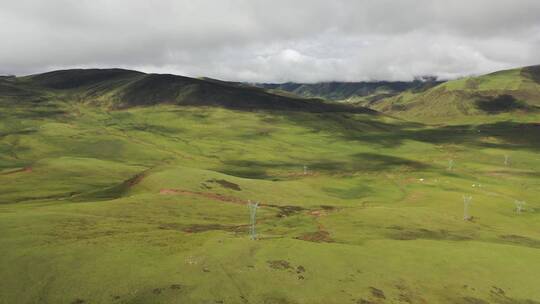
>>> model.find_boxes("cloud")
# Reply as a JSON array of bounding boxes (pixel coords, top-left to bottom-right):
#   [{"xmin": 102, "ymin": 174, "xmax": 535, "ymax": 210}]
[{"xmin": 0, "ymin": 0, "xmax": 539, "ymax": 81}]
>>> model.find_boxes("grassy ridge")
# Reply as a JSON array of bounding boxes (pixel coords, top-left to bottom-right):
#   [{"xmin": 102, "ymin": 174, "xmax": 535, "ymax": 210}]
[
  {"xmin": 371, "ymin": 65, "xmax": 540, "ymax": 123},
  {"xmin": 10, "ymin": 69, "xmax": 372, "ymax": 113},
  {"xmin": 0, "ymin": 68, "xmax": 539, "ymax": 303}
]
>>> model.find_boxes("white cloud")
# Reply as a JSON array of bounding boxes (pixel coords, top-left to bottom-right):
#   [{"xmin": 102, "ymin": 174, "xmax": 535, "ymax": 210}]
[{"xmin": 0, "ymin": 0, "xmax": 539, "ymax": 81}]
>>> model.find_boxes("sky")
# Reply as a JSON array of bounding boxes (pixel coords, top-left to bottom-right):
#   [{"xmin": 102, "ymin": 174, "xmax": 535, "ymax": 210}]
[{"xmin": 1, "ymin": 0, "xmax": 539, "ymax": 82}]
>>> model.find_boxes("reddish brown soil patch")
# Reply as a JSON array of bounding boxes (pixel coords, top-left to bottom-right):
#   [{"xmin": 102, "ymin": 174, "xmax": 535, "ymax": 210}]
[
  {"xmin": 309, "ymin": 210, "xmax": 326, "ymax": 217},
  {"xmin": 267, "ymin": 260, "xmax": 293, "ymax": 270},
  {"xmin": 308, "ymin": 205, "xmax": 339, "ymax": 217},
  {"xmin": 356, "ymin": 299, "xmax": 376, "ymax": 304},
  {"xmin": 206, "ymin": 179, "xmax": 241, "ymax": 191},
  {"xmin": 297, "ymin": 230, "xmax": 333, "ymax": 243},
  {"xmin": 170, "ymin": 284, "xmax": 182, "ymax": 290},
  {"xmin": 160, "ymin": 188, "xmax": 304, "ymax": 214},
  {"xmin": 369, "ymin": 287, "xmax": 386, "ymax": 299},
  {"xmin": 388, "ymin": 227, "xmax": 473, "ymax": 241},
  {"xmin": 159, "ymin": 188, "xmax": 247, "ymax": 205},
  {"xmin": 125, "ymin": 171, "xmax": 146, "ymax": 187},
  {"xmin": 320, "ymin": 205, "xmax": 336, "ymax": 211},
  {"xmin": 159, "ymin": 222, "xmax": 245, "ymax": 233},
  {"xmin": 264, "ymin": 204, "xmax": 305, "ymax": 217},
  {"xmin": 299, "ymin": 205, "xmax": 340, "ymax": 242},
  {"xmin": 183, "ymin": 224, "xmax": 245, "ymax": 233},
  {"xmin": 1, "ymin": 166, "xmax": 32, "ymax": 175}
]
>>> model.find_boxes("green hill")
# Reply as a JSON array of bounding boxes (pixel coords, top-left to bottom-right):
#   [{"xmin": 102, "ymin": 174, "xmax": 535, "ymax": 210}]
[
  {"xmin": 7, "ymin": 69, "xmax": 373, "ymax": 113},
  {"xmin": 371, "ymin": 65, "xmax": 540, "ymax": 122}
]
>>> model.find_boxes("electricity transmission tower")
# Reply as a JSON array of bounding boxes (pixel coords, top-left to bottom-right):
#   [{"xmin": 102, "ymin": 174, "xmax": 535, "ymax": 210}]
[
  {"xmin": 514, "ymin": 200, "xmax": 526, "ymax": 214},
  {"xmin": 248, "ymin": 200, "xmax": 259, "ymax": 240},
  {"xmin": 463, "ymin": 195, "xmax": 472, "ymax": 221},
  {"xmin": 448, "ymin": 159, "xmax": 454, "ymax": 171},
  {"xmin": 504, "ymin": 155, "xmax": 510, "ymax": 166},
  {"xmin": 303, "ymin": 165, "xmax": 308, "ymax": 175}
]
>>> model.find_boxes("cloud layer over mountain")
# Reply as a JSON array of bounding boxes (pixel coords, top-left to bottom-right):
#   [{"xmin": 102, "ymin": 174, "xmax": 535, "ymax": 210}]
[{"xmin": 1, "ymin": 0, "xmax": 539, "ymax": 82}]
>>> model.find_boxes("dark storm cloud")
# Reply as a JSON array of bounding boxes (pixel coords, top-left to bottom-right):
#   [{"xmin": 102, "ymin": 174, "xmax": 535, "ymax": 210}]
[{"xmin": 1, "ymin": 0, "xmax": 539, "ymax": 81}]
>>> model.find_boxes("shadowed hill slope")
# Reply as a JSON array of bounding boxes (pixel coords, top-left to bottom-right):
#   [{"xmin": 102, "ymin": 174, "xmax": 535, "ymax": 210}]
[
  {"xmin": 5, "ymin": 69, "xmax": 375, "ymax": 113},
  {"xmin": 26, "ymin": 68, "xmax": 144, "ymax": 90}
]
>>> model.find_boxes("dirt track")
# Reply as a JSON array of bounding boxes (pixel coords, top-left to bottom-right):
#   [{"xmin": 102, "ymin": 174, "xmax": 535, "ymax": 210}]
[{"xmin": 1, "ymin": 166, "xmax": 32, "ymax": 175}]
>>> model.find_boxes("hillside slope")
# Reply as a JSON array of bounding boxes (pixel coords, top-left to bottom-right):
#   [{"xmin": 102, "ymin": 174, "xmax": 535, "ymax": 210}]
[
  {"xmin": 371, "ymin": 65, "xmax": 540, "ymax": 122},
  {"xmin": 255, "ymin": 79, "xmax": 442, "ymax": 103},
  {"xmin": 1, "ymin": 66, "xmax": 540, "ymax": 304},
  {"xmin": 4, "ymin": 69, "xmax": 373, "ymax": 113}
]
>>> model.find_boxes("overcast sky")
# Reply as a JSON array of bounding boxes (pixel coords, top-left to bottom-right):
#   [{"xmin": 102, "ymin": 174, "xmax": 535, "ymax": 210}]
[{"xmin": 1, "ymin": 0, "xmax": 539, "ymax": 82}]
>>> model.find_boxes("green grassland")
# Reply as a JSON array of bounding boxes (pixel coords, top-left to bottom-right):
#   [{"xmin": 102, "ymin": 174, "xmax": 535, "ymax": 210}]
[
  {"xmin": 1, "ymin": 69, "xmax": 540, "ymax": 304},
  {"xmin": 371, "ymin": 66, "xmax": 540, "ymax": 123}
]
